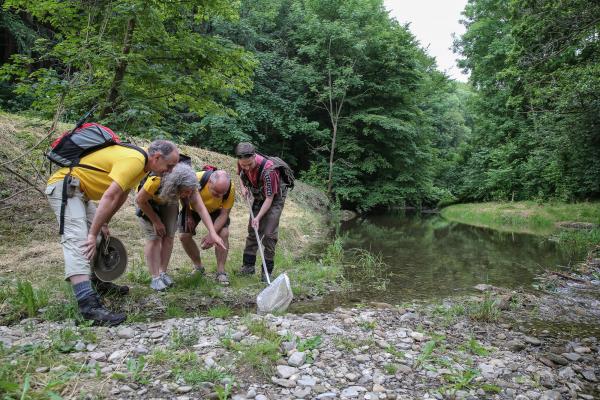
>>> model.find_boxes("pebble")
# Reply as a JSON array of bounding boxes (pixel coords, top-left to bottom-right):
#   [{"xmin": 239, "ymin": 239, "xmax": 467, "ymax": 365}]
[
  {"xmin": 524, "ymin": 336, "xmax": 542, "ymax": 346},
  {"xmin": 289, "ymin": 351, "xmax": 306, "ymax": 367},
  {"xmin": 277, "ymin": 365, "xmax": 299, "ymax": 379},
  {"xmin": 117, "ymin": 327, "xmax": 135, "ymax": 339}
]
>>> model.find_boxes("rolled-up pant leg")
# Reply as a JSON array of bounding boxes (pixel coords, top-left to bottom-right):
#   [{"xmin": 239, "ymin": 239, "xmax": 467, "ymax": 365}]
[{"xmin": 46, "ymin": 182, "xmax": 96, "ymax": 280}]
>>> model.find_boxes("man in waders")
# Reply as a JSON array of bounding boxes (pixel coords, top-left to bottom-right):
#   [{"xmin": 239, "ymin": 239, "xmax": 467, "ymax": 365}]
[
  {"xmin": 235, "ymin": 142, "xmax": 288, "ymax": 282},
  {"xmin": 46, "ymin": 140, "xmax": 180, "ymax": 326}
]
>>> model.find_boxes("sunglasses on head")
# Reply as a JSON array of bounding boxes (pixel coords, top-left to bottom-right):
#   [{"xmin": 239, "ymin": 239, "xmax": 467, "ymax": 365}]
[{"xmin": 237, "ymin": 153, "xmax": 254, "ymax": 159}]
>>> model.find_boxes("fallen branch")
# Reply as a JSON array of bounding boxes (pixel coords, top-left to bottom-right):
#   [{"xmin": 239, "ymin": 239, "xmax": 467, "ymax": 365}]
[
  {"xmin": 1, "ymin": 164, "xmax": 44, "ymax": 196},
  {"xmin": 546, "ymin": 269, "xmax": 589, "ymax": 284}
]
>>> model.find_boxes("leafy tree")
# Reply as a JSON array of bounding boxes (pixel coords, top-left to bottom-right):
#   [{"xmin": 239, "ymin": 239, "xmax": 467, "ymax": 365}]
[{"xmin": 0, "ymin": 0, "xmax": 255, "ymax": 137}]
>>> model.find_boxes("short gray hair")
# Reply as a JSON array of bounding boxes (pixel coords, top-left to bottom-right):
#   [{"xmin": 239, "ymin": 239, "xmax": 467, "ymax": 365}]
[
  {"xmin": 159, "ymin": 163, "xmax": 197, "ymax": 202},
  {"xmin": 148, "ymin": 140, "xmax": 177, "ymax": 157},
  {"xmin": 209, "ymin": 170, "xmax": 231, "ymax": 185}
]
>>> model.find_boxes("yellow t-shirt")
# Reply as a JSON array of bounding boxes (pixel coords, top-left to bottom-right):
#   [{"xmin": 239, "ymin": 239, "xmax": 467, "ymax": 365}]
[
  {"xmin": 140, "ymin": 175, "xmax": 166, "ymax": 204},
  {"xmin": 193, "ymin": 171, "xmax": 235, "ymax": 213},
  {"xmin": 47, "ymin": 145, "xmax": 147, "ymax": 201}
]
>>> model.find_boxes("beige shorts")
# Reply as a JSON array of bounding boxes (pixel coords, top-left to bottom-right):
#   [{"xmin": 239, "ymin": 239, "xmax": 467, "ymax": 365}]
[
  {"xmin": 138, "ymin": 202, "xmax": 179, "ymax": 240},
  {"xmin": 46, "ymin": 181, "xmax": 97, "ymax": 280}
]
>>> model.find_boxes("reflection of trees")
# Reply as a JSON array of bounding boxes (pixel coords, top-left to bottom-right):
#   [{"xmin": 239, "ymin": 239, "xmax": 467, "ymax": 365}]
[{"xmin": 340, "ymin": 214, "xmax": 572, "ymax": 299}]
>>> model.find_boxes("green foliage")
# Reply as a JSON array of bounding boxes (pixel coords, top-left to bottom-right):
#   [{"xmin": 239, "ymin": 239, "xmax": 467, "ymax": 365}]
[
  {"xmin": 451, "ymin": 0, "xmax": 600, "ymax": 202},
  {"xmin": 297, "ymin": 335, "xmax": 322, "ymax": 352},
  {"xmin": 1, "ymin": 0, "xmax": 255, "ymax": 136}
]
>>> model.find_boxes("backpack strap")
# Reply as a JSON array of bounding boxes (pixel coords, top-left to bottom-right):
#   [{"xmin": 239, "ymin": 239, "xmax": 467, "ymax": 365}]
[
  {"xmin": 58, "ymin": 173, "xmax": 71, "ymax": 235},
  {"xmin": 257, "ymin": 157, "xmax": 268, "ymax": 180},
  {"xmin": 199, "ymin": 170, "xmax": 214, "ymax": 191},
  {"xmin": 119, "ymin": 143, "xmax": 148, "ymax": 165}
]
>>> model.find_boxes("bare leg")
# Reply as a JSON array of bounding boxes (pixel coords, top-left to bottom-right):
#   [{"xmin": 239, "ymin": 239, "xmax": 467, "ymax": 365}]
[
  {"xmin": 70, "ymin": 274, "xmax": 89, "ymax": 285},
  {"xmin": 160, "ymin": 236, "xmax": 174, "ymax": 274},
  {"xmin": 145, "ymin": 239, "xmax": 162, "ymax": 278},
  {"xmin": 180, "ymin": 233, "xmax": 202, "ymax": 268},
  {"xmin": 215, "ymin": 227, "xmax": 229, "ymax": 274}
]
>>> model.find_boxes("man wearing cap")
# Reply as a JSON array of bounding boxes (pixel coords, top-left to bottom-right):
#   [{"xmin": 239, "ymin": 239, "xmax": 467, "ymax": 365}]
[
  {"xmin": 46, "ymin": 140, "xmax": 180, "ymax": 326},
  {"xmin": 235, "ymin": 142, "xmax": 287, "ymax": 281}
]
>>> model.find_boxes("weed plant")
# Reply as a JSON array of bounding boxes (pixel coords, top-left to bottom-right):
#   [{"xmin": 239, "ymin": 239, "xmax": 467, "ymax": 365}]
[{"xmin": 208, "ymin": 305, "xmax": 233, "ymax": 318}]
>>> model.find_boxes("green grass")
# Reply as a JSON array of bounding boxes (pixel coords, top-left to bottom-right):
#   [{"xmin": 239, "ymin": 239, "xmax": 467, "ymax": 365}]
[
  {"xmin": 170, "ymin": 328, "xmax": 199, "ymax": 349},
  {"xmin": 0, "ymin": 341, "xmax": 86, "ymax": 398},
  {"xmin": 441, "ymin": 201, "xmax": 600, "ymax": 236},
  {"xmin": 208, "ymin": 305, "xmax": 233, "ymax": 318}
]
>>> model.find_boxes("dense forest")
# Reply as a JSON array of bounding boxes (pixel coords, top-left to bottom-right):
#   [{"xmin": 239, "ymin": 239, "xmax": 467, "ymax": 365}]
[{"xmin": 0, "ymin": 0, "xmax": 598, "ymax": 211}]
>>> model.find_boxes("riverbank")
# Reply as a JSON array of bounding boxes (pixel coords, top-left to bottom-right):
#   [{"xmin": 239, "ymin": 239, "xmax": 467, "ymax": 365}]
[
  {"xmin": 1, "ymin": 289, "xmax": 599, "ymax": 399},
  {"xmin": 441, "ymin": 201, "xmax": 600, "ymax": 258},
  {"xmin": 0, "ymin": 112, "xmax": 342, "ymax": 326}
]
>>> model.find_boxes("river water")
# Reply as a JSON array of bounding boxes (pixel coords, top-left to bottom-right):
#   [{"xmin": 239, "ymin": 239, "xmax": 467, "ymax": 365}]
[{"xmin": 291, "ymin": 212, "xmax": 574, "ymax": 311}]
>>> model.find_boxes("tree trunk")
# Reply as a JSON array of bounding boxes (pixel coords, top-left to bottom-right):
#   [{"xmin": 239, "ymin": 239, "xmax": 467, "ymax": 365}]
[
  {"xmin": 327, "ymin": 123, "xmax": 337, "ymax": 197},
  {"xmin": 100, "ymin": 17, "xmax": 136, "ymax": 119}
]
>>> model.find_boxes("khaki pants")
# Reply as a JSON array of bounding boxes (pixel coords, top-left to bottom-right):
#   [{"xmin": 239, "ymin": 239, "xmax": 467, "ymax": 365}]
[
  {"xmin": 243, "ymin": 192, "xmax": 286, "ymax": 262},
  {"xmin": 46, "ymin": 181, "xmax": 96, "ymax": 280}
]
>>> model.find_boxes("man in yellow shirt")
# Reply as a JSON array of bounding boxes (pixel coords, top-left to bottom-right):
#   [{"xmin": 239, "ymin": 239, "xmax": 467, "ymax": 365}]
[
  {"xmin": 46, "ymin": 140, "xmax": 180, "ymax": 326},
  {"xmin": 179, "ymin": 169, "xmax": 235, "ymax": 285}
]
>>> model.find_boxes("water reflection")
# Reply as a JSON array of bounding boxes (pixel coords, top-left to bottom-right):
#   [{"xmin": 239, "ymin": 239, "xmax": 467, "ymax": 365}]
[{"xmin": 338, "ymin": 213, "xmax": 573, "ymax": 304}]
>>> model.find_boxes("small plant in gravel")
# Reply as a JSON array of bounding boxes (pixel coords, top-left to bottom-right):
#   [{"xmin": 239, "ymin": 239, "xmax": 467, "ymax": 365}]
[
  {"xmin": 441, "ymin": 367, "xmax": 479, "ymax": 392},
  {"xmin": 297, "ymin": 335, "xmax": 322, "ymax": 352},
  {"xmin": 466, "ymin": 295, "xmax": 501, "ymax": 322},
  {"xmin": 208, "ymin": 305, "xmax": 233, "ymax": 318},
  {"xmin": 383, "ymin": 363, "xmax": 398, "ymax": 375},
  {"xmin": 182, "ymin": 366, "xmax": 230, "ymax": 386},
  {"xmin": 334, "ymin": 336, "xmax": 374, "ymax": 352},
  {"xmin": 50, "ymin": 327, "xmax": 80, "ymax": 353},
  {"xmin": 359, "ymin": 320, "xmax": 377, "ymax": 331},
  {"xmin": 385, "ymin": 345, "xmax": 405, "ymax": 359},
  {"xmin": 459, "ymin": 337, "xmax": 490, "ymax": 356},
  {"xmin": 127, "ymin": 356, "xmax": 149, "ymax": 385},
  {"xmin": 245, "ymin": 318, "xmax": 281, "ymax": 343},
  {"xmin": 170, "ymin": 328, "xmax": 199, "ymax": 349}
]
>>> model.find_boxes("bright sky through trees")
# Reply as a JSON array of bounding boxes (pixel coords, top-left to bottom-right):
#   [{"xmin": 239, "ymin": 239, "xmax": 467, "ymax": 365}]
[{"xmin": 384, "ymin": 0, "xmax": 469, "ymax": 81}]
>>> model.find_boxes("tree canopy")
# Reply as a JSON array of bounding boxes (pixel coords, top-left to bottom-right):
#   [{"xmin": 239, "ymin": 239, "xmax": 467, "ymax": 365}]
[{"xmin": 1, "ymin": 0, "xmax": 597, "ymax": 210}]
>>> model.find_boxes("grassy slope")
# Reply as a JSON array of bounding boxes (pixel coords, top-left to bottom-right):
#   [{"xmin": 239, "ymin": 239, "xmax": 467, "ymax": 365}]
[{"xmin": 0, "ymin": 112, "xmax": 339, "ymax": 324}]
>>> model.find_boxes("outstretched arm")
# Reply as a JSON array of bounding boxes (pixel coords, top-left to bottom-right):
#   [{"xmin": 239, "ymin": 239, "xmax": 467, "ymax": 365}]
[{"xmin": 189, "ymin": 191, "xmax": 226, "ymax": 250}]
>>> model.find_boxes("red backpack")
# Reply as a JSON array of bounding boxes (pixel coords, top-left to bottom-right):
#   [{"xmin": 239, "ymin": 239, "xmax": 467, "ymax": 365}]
[{"xmin": 47, "ymin": 122, "xmax": 147, "ymax": 168}]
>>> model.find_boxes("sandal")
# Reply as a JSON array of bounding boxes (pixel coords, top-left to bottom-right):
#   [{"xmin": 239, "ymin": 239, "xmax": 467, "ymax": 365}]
[{"xmin": 216, "ymin": 272, "xmax": 229, "ymax": 286}]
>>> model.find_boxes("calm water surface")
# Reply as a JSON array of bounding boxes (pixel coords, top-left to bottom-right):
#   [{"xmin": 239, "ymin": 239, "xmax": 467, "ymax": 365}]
[{"xmin": 291, "ymin": 212, "xmax": 573, "ymax": 311}]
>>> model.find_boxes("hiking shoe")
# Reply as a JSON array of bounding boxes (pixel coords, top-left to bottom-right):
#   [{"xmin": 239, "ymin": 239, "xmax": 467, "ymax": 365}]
[
  {"xmin": 77, "ymin": 294, "xmax": 126, "ymax": 327},
  {"xmin": 239, "ymin": 264, "xmax": 255, "ymax": 275},
  {"xmin": 216, "ymin": 272, "xmax": 229, "ymax": 286},
  {"xmin": 160, "ymin": 272, "xmax": 174, "ymax": 287},
  {"xmin": 92, "ymin": 277, "xmax": 130, "ymax": 296},
  {"xmin": 150, "ymin": 277, "xmax": 168, "ymax": 292}
]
